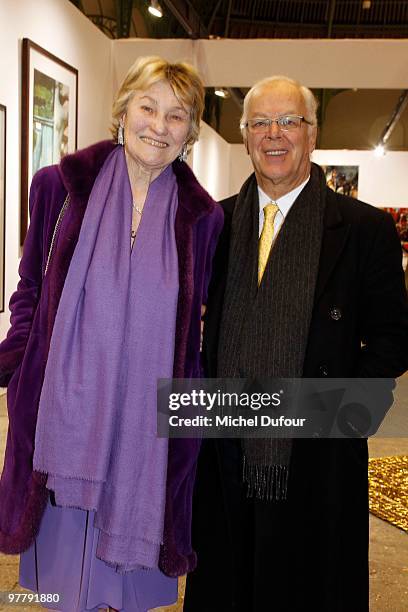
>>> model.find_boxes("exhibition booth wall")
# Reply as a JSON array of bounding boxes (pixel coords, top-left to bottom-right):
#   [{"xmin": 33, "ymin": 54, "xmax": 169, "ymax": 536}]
[
  {"xmin": 114, "ymin": 38, "xmax": 408, "ymax": 89},
  {"xmin": 0, "ymin": 0, "xmax": 407, "ymax": 339}
]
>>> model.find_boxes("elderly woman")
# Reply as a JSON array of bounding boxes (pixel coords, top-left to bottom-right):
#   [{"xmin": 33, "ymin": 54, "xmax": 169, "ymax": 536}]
[{"xmin": 0, "ymin": 56, "xmax": 223, "ymax": 611}]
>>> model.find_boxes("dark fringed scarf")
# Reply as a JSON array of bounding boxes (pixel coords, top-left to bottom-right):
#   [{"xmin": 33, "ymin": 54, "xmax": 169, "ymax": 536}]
[{"xmin": 217, "ymin": 165, "xmax": 326, "ymax": 500}]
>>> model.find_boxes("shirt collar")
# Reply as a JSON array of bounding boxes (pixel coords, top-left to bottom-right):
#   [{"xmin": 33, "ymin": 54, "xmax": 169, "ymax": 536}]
[{"xmin": 258, "ymin": 176, "xmax": 310, "ymax": 217}]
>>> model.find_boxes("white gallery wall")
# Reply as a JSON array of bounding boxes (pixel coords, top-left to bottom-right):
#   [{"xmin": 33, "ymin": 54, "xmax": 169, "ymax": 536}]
[
  {"xmin": 1, "ymin": 0, "xmax": 408, "ymax": 341},
  {"xmin": 0, "ymin": 0, "xmax": 112, "ymax": 339},
  {"xmin": 191, "ymin": 122, "xmax": 231, "ymax": 202}
]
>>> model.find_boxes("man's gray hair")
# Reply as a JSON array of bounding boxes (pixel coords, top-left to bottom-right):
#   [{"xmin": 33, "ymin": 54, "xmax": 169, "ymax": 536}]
[{"xmin": 240, "ymin": 75, "xmax": 318, "ymax": 133}]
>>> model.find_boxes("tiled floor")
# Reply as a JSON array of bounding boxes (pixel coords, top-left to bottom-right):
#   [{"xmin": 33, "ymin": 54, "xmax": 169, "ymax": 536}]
[{"xmin": 0, "ymin": 386, "xmax": 407, "ymax": 611}]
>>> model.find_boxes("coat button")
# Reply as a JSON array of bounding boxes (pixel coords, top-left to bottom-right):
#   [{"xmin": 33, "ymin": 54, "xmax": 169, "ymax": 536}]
[
  {"xmin": 330, "ymin": 306, "xmax": 342, "ymax": 321},
  {"xmin": 319, "ymin": 364, "xmax": 329, "ymax": 377}
]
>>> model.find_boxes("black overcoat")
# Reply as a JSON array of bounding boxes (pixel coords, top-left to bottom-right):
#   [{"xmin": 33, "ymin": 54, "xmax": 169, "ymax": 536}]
[{"xmin": 185, "ymin": 169, "xmax": 408, "ymax": 612}]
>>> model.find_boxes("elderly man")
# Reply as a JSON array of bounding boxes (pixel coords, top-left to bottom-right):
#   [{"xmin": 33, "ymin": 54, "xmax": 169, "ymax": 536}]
[{"xmin": 184, "ymin": 76, "xmax": 408, "ymax": 611}]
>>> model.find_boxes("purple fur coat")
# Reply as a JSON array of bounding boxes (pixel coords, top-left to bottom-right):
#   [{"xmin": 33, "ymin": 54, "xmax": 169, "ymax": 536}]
[{"xmin": 0, "ymin": 141, "xmax": 223, "ymax": 576}]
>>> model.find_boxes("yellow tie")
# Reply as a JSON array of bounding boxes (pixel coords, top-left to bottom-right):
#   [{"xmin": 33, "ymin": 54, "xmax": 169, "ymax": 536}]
[{"xmin": 258, "ymin": 202, "xmax": 279, "ymax": 285}]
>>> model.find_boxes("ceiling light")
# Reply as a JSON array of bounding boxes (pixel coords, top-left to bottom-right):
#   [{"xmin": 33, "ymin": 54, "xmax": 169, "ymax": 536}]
[
  {"xmin": 362, "ymin": 1, "xmax": 371, "ymax": 9},
  {"xmin": 148, "ymin": 1, "xmax": 163, "ymax": 18},
  {"xmin": 214, "ymin": 87, "xmax": 229, "ymax": 99},
  {"xmin": 374, "ymin": 144, "xmax": 385, "ymax": 157}
]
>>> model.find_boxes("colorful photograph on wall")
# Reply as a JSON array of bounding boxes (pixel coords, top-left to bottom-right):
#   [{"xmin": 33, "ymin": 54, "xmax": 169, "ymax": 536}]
[
  {"xmin": 0, "ymin": 104, "xmax": 6, "ymax": 311},
  {"xmin": 21, "ymin": 38, "xmax": 78, "ymax": 244},
  {"xmin": 380, "ymin": 207, "xmax": 408, "ymax": 270},
  {"xmin": 32, "ymin": 69, "xmax": 70, "ymax": 176},
  {"xmin": 322, "ymin": 165, "xmax": 359, "ymax": 199}
]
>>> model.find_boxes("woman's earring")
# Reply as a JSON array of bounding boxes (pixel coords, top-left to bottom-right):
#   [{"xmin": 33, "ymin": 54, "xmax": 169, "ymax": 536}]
[
  {"xmin": 118, "ymin": 124, "xmax": 125, "ymax": 146},
  {"xmin": 178, "ymin": 144, "xmax": 188, "ymax": 162}
]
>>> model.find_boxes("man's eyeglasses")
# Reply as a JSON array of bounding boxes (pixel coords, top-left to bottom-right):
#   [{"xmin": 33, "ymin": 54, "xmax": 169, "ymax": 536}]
[{"xmin": 241, "ymin": 115, "xmax": 313, "ymax": 133}]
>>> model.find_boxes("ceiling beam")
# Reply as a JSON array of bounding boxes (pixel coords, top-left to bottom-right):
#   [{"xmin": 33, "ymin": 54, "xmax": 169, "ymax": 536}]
[
  {"xmin": 87, "ymin": 14, "xmax": 117, "ymax": 38},
  {"xmin": 224, "ymin": 0, "xmax": 233, "ymax": 37},
  {"xmin": 161, "ymin": 0, "xmax": 209, "ymax": 38},
  {"xmin": 116, "ymin": 0, "xmax": 133, "ymax": 38},
  {"xmin": 327, "ymin": 0, "xmax": 336, "ymax": 38},
  {"xmin": 208, "ymin": 0, "xmax": 223, "ymax": 34},
  {"xmin": 378, "ymin": 90, "xmax": 408, "ymax": 146},
  {"xmin": 210, "ymin": 16, "xmax": 408, "ymax": 33}
]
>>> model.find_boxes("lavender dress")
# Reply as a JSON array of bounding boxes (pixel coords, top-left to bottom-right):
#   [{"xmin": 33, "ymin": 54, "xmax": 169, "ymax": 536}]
[
  {"xmin": 20, "ymin": 501, "xmax": 177, "ymax": 611},
  {"xmin": 20, "ymin": 158, "xmax": 179, "ymax": 610}
]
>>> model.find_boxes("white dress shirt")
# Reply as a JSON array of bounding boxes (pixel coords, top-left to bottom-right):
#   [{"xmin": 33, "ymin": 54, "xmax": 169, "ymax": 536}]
[{"xmin": 258, "ymin": 177, "xmax": 310, "ymax": 238}]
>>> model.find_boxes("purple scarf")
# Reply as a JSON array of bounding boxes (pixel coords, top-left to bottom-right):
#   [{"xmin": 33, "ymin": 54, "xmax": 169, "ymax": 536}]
[{"xmin": 33, "ymin": 146, "xmax": 179, "ymax": 571}]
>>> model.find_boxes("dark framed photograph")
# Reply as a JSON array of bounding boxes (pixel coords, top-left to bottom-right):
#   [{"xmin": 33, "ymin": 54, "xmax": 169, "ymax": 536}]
[
  {"xmin": 322, "ymin": 165, "xmax": 359, "ymax": 199},
  {"xmin": 0, "ymin": 104, "xmax": 5, "ymax": 311},
  {"xmin": 21, "ymin": 38, "xmax": 78, "ymax": 244}
]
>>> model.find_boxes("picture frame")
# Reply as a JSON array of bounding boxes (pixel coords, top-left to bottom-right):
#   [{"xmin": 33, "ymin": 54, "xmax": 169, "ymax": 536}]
[
  {"xmin": 21, "ymin": 38, "xmax": 78, "ymax": 244},
  {"xmin": 0, "ymin": 104, "xmax": 6, "ymax": 312},
  {"xmin": 322, "ymin": 165, "xmax": 359, "ymax": 199}
]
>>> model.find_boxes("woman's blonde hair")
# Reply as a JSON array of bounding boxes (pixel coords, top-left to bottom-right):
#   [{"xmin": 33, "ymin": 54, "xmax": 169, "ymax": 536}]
[{"xmin": 111, "ymin": 56, "xmax": 205, "ymax": 146}]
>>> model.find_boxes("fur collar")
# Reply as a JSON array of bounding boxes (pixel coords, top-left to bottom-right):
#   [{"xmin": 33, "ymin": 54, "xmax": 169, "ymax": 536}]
[{"xmin": 59, "ymin": 140, "xmax": 215, "ymax": 224}]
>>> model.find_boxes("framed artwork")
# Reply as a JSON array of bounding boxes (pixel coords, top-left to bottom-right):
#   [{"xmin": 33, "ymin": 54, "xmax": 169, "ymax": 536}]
[
  {"xmin": 0, "ymin": 104, "xmax": 5, "ymax": 312},
  {"xmin": 21, "ymin": 38, "xmax": 78, "ymax": 244},
  {"xmin": 322, "ymin": 165, "xmax": 359, "ymax": 199}
]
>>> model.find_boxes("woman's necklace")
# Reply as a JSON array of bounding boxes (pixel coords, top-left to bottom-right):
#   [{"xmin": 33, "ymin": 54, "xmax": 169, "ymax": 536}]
[{"xmin": 131, "ymin": 202, "xmax": 143, "ymax": 246}]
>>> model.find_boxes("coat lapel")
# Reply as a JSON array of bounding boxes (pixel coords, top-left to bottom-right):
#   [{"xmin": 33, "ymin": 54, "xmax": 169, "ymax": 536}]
[{"xmin": 314, "ymin": 189, "xmax": 350, "ymax": 302}]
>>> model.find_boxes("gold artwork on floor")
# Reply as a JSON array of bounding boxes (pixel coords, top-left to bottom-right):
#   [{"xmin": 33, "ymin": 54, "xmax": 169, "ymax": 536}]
[{"xmin": 369, "ymin": 455, "xmax": 408, "ymax": 532}]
